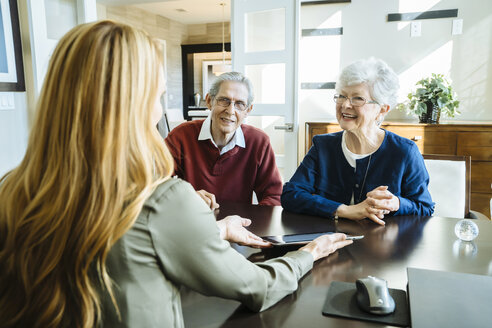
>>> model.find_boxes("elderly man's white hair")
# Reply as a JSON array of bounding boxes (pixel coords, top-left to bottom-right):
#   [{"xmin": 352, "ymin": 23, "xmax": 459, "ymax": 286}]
[
  {"xmin": 208, "ymin": 71, "xmax": 255, "ymax": 106},
  {"xmin": 336, "ymin": 57, "xmax": 400, "ymax": 109}
]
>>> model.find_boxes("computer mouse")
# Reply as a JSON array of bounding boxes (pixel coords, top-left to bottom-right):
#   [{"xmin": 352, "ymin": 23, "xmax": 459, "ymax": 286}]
[{"xmin": 355, "ymin": 276, "xmax": 395, "ymax": 315}]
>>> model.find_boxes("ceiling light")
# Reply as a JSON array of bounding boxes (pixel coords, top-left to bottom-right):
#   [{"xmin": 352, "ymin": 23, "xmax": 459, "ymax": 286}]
[{"xmin": 212, "ymin": 3, "xmax": 231, "ymax": 76}]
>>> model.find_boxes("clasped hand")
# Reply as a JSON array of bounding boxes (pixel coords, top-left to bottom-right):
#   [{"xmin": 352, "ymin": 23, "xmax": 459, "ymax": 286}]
[
  {"xmin": 216, "ymin": 215, "xmax": 271, "ymax": 248},
  {"xmin": 336, "ymin": 186, "xmax": 399, "ymax": 225}
]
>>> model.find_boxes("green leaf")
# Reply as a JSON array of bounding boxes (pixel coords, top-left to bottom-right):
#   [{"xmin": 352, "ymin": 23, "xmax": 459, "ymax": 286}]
[{"xmin": 405, "ymin": 73, "xmax": 459, "ymax": 118}]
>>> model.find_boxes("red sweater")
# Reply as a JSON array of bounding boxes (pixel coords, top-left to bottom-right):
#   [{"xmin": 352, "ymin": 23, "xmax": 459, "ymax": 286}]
[{"xmin": 165, "ymin": 120, "xmax": 282, "ymax": 205}]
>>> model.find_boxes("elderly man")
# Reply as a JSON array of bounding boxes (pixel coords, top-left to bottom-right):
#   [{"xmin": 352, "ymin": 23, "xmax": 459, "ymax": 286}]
[{"xmin": 165, "ymin": 72, "xmax": 282, "ymax": 209}]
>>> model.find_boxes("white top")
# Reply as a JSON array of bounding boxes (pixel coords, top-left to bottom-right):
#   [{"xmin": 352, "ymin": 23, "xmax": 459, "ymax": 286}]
[
  {"xmin": 341, "ymin": 131, "xmax": 376, "ymax": 204},
  {"xmin": 341, "ymin": 131, "xmax": 374, "ymax": 168},
  {"xmin": 198, "ymin": 114, "xmax": 246, "ymax": 155}
]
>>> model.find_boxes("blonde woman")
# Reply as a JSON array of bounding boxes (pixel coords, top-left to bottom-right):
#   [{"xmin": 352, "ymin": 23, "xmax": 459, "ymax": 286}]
[{"xmin": 0, "ymin": 21, "xmax": 352, "ymax": 328}]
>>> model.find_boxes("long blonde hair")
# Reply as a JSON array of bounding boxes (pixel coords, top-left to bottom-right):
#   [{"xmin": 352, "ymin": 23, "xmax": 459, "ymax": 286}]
[{"xmin": 0, "ymin": 20, "xmax": 173, "ymax": 327}]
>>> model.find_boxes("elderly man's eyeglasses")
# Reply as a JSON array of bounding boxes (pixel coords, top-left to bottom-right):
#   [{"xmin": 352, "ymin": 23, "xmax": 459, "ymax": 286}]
[
  {"xmin": 215, "ymin": 97, "xmax": 248, "ymax": 112},
  {"xmin": 333, "ymin": 94, "xmax": 379, "ymax": 107}
]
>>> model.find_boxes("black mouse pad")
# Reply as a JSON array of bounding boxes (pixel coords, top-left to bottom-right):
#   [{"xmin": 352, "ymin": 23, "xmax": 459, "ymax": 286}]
[{"xmin": 322, "ymin": 281, "xmax": 410, "ymax": 327}]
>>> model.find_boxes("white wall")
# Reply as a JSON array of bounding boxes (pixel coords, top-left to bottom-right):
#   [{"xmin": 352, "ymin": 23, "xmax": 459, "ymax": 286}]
[
  {"xmin": 299, "ymin": 0, "xmax": 492, "ymax": 157},
  {"xmin": 0, "ymin": 93, "xmax": 29, "ymax": 176},
  {"xmin": 0, "ymin": 0, "xmax": 97, "ymax": 177},
  {"xmin": 0, "ymin": 0, "xmax": 34, "ymax": 177}
]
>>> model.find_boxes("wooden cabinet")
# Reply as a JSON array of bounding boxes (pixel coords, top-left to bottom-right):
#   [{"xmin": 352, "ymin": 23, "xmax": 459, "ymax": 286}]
[{"xmin": 305, "ymin": 121, "xmax": 492, "ymax": 218}]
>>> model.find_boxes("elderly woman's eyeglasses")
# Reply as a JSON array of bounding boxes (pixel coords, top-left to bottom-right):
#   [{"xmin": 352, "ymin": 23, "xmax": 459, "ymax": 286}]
[
  {"xmin": 215, "ymin": 97, "xmax": 248, "ymax": 112},
  {"xmin": 333, "ymin": 94, "xmax": 379, "ymax": 107}
]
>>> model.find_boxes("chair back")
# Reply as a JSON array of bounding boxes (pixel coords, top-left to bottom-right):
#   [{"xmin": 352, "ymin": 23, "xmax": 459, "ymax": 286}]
[
  {"xmin": 156, "ymin": 112, "xmax": 170, "ymax": 138},
  {"xmin": 423, "ymin": 154, "xmax": 471, "ymax": 218}
]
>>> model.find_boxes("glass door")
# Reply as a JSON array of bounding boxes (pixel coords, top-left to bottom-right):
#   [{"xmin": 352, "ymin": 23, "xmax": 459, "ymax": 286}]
[{"xmin": 232, "ymin": 0, "xmax": 300, "ymax": 180}]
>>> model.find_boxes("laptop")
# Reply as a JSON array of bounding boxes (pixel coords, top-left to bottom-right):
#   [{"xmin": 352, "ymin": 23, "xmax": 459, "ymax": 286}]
[{"xmin": 407, "ymin": 267, "xmax": 492, "ymax": 328}]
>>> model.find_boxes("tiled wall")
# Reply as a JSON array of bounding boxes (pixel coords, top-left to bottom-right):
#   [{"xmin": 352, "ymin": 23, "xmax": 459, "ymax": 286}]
[
  {"xmin": 187, "ymin": 22, "xmax": 231, "ymax": 44},
  {"xmin": 101, "ymin": 5, "xmax": 231, "ymax": 111}
]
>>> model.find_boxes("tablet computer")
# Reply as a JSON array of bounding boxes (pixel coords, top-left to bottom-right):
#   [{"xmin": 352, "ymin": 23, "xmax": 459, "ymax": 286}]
[{"xmin": 262, "ymin": 232, "xmax": 363, "ymax": 246}]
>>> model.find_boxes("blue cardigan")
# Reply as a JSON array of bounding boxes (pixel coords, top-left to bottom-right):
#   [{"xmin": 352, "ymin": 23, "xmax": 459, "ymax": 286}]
[{"xmin": 282, "ymin": 130, "xmax": 434, "ymax": 217}]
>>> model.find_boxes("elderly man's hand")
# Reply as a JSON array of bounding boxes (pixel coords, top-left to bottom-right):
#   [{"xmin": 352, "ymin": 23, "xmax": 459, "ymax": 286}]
[
  {"xmin": 217, "ymin": 215, "xmax": 272, "ymax": 248},
  {"xmin": 196, "ymin": 189, "xmax": 220, "ymax": 209}
]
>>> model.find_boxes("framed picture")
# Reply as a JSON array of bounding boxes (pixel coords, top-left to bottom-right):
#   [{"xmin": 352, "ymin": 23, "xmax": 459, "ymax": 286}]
[
  {"xmin": 0, "ymin": 0, "xmax": 25, "ymax": 91},
  {"xmin": 201, "ymin": 60, "xmax": 231, "ymax": 98}
]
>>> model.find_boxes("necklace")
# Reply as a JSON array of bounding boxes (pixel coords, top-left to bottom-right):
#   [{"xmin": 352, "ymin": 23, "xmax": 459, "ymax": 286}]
[{"xmin": 357, "ymin": 154, "xmax": 372, "ymax": 203}]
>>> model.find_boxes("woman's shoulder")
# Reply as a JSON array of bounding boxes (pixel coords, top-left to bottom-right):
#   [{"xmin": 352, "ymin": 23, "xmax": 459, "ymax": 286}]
[
  {"xmin": 381, "ymin": 130, "xmax": 422, "ymax": 160},
  {"xmin": 146, "ymin": 178, "xmax": 199, "ymax": 209},
  {"xmin": 143, "ymin": 178, "xmax": 217, "ymax": 242},
  {"xmin": 312, "ymin": 131, "xmax": 343, "ymax": 145},
  {"xmin": 143, "ymin": 178, "xmax": 214, "ymax": 227},
  {"xmin": 383, "ymin": 130, "xmax": 419, "ymax": 150}
]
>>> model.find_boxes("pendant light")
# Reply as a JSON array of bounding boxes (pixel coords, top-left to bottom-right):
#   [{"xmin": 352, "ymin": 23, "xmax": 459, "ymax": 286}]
[{"xmin": 212, "ymin": 2, "xmax": 231, "ymax": 76}]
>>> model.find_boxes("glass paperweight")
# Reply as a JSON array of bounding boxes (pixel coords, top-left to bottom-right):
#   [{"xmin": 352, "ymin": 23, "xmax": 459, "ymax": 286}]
[{"xmin": 454, "ymin": 219, "xmax": 479, "ymax": 241}]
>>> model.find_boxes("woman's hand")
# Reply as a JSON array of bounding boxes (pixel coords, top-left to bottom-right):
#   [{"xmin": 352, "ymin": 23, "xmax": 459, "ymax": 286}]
[
  {"xmin": 299, "ymin": 233, "xmax": 353, "ymax": 261},
  {"xmin": 335, "ymin": 186, "xmax": 399, "ymax": 225},
  {"xmin": 366, "ymin": 186, "xmax": 399, "ymax": 212},
  {"xmin": 335, "ymin": 201, "xmax": 386, "ymax": 225},
  {"xmin": 216, "ymin": 215, "xmax": 271, "ymax": 248},
  {"xmin": 196, "ymin": 189, "xmax": 220, "ymax": 209}
]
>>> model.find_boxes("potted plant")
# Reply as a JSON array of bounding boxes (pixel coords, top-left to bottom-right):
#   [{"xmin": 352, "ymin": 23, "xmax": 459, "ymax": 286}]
[{"xmin": 398, "ymin": 73, "xmax": 460, "ymax": 124}]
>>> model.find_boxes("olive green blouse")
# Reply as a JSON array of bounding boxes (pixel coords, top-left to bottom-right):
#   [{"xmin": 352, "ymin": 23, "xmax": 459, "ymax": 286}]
[{"xmin": 100, "ymin": 178, "xmax": 313, "ymax": 327}]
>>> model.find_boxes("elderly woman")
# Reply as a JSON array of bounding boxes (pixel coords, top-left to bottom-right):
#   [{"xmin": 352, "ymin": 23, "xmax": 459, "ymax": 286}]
[{"xmin": 282, "ymin": 58, "xmax": 434, "ymax": 225}]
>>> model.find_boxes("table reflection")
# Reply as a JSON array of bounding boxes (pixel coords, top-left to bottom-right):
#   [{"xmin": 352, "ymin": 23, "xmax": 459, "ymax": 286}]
[
  {"xmin": 218, "ymin": 293, "xmax": 299, "ymax": 328},
  {"xmin": 330, "ymin": 215, "xmax": 431, "ymax": 261},
  {"xmin": 452, "ymin": 240, "xmax": 478, "ymax": 258}
]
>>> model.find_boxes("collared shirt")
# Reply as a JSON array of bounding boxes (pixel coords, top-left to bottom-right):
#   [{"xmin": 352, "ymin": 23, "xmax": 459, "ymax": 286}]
[{"xmin": 198, "ymin": 114, "xmax": 245, "ymax": 155}]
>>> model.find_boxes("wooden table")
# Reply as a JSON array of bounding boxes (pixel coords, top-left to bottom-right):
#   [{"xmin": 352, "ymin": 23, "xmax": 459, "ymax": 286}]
[{"xmin": 182, "ymin": 203, "xmax": 492, "ymax": 328}]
